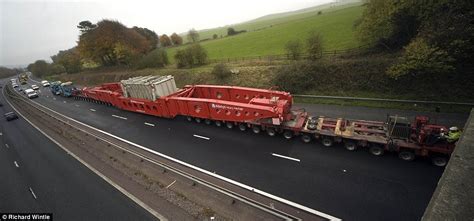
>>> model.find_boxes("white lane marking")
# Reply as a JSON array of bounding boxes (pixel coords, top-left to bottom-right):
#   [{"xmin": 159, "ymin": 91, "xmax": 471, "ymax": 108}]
[
  {"xmin": 5, "ymin": 143, "xmax": 9, "ymax": 148},
  {"xmin": 75, "ymin": 104, "xmax": 80, "ymax": 107},
  {"xmin": 89, "ymin": 109, "xmax": 96, "ymax": 112},
  {"xmin": 2, "ymin": 91, "xmax": 167, "ymax": 221},
  {"xmin": 0, "ymin": 132, "xmax": 2, "ymax": 136},
  {"xmin": 271, "ymin": 153, "xmax": 301, "ymax": 162},
  {"xmin": 53, "ymin": 97, "xmax": 56, "ymax": 100},
  {"xmin": 13, "ymin": 92, "xmax": 339, "ymax": 221},
  {"xmin": 29, "ymin": 187, "xmax": 37, "ymax": 199},
  {"xmin": 14, "ymin": 161, "xmax": 19, "ymax": 168},
  {"xmin": 166, "ymin": 180, "xmax": 176, "ymax": 189},
  {"xmin": 144, "ymin": 122, "xmax": 155, "ymax": 127},
  {"xmin": 193, "ymin": 134, "xmax": 210, "ymax": 140},
  {"xmin": 112, "ymin": 115, "xmax": 127, "ymax": 120},
  {"xmin": 63, "ymin": 101, "xmax": 67, "ymax": 103}
]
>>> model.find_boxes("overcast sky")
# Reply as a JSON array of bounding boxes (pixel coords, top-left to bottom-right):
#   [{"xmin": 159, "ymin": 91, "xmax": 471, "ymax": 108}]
[{"xmin": 0, "ymin": 0, "xmax": 334, "ymax": 67}]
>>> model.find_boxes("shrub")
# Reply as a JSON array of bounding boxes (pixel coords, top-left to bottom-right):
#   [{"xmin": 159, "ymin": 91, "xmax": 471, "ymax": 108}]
[
  {"xmin": 174, "ymin": 44, "xmax": 208, "ymax": 68},
  {"xmin": 307, "ymin": 31, "xmax": 323, "ymax": 60},
  {"xmin": 285, "ymin": 40, "xmax": 303, "ymax": 60},
  {"xmin": 135, "ymin": 48, "xmax": 169, "ymax": 69},
  {"xmin": 212, "ymin": 63, "xmax": 232, "ymax": 82}
]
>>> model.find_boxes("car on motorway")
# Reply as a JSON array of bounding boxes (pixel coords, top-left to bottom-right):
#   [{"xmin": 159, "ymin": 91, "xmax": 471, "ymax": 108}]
[
  {"xmin": 4, "ymin": 112, "xmax": 19, "ymax": 121},
  {"xmin": 25, "ymin": 88, "xmax": 38, "ymax": 99},
  {"xmin": 12, "ymin": 83, "xmax": 19, "ymax": 88},
  {"xmin": 31, "ymin": 84, "xmax": 39, "ymax": 90},
  {"xmin": 41, "ymin": 80, "xmax": 50, "ymax": 87}
]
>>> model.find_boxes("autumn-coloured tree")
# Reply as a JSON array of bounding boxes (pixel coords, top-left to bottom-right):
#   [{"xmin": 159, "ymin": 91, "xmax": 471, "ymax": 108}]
[
  {"xmin": 170, "ymin": 33, "xmax": 183, "ymax": 45},
  {"xmin": 77, "ymin": 20, "xmax": 150, "ymax": 66},
  {"xmin": 132, "ymin": 26, "xmax": 159, "ymax": 50},
  {"xmin": 159, "ymin": 34, "xmax": 172, "ymax": 47},
  {"xmin": 51, "ymin": 47, "xmax": 82, "ymax": 73}
]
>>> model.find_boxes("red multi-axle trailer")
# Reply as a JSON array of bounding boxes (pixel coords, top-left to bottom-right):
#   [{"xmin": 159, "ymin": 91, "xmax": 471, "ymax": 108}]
[{"xmin": 72, "ymin": 76, "xmax": 455, "ymax": 167}]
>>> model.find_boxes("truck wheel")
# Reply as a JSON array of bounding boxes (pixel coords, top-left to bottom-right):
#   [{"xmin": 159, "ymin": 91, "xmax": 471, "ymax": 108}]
[
  {"xmin": 432, "ymin": 156, "xmax": 448, "ymax": 167},
  {"xmin": 252, "ymin": 126, "xmax": 261, "ymax": 134},
  {"xmin": 283, "ymin": 130, "xmax": 293, "ymax": 139},
  {"xmin": 204, "ymin": 119, "xmax": 212, "ymax": 125},
  {"xmin": 239, "ymin": 123, "xmax": 247, "ymax": 131},
  {"xmin": 267, "ymin": 128, "xmax": 276, "ymax": 136},
  {"xmin": 301, "ymin": 134, "xmax": 312, "ymax": 143},
  {"xmin": 187, "ymin": 116, "xmax": 193, "ymax": 122},
  {"xmin": 215, "ymin": 121, "xmax": 222, "ymax": 127},
  {"xmin": 226, "ymin": 122, "xmax": 234, "ymax": 129},
  {"xmin": 321, "ymin": 137, "xmax": 333, "ymax": 147},
  {"xmin": 195, "ymin": 118, "xmax": 202, "ymax": 123},
  {"xmin": 369, "ymin": 145, "xmax": 384, "ymax": 156},
  {"xmin": 399, "ymin": 151, "xmax": 415, "ymax": 161},
  {"xmin": 344, "ymin": 141, "xmax": 357, "ymax": 151}
]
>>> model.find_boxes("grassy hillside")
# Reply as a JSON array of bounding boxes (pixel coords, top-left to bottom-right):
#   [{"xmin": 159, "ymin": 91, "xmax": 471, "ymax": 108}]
[{"xmin": 167, "ymin": 4, "xmax": 364, "ymax": 63}]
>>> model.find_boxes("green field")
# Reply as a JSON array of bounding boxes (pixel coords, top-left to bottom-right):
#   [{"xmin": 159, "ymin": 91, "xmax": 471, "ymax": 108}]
[{"xmin": 166, "ymin": 3, "xmax": 364, "ymax": 63}]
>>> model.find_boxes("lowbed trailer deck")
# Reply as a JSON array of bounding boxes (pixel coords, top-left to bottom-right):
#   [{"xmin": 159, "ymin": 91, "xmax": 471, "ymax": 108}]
[{"xmin": 71, "ymin": 75, "xmax": 456, "ymax": 166}]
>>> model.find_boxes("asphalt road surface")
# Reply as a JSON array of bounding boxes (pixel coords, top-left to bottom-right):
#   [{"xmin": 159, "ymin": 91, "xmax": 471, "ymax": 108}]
[
  {"xmin": 17, "ymin": 77, "xmax": 471, "ymax": 221},
  {"xmin": 0, "ymin": 80, "xmax": 156, "ymax": 220}
]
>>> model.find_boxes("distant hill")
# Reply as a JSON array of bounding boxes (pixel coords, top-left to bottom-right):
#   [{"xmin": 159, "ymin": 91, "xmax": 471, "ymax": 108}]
[{"xmin": 167, "ymin": 2, "xmax": 364, "ymax": 63}]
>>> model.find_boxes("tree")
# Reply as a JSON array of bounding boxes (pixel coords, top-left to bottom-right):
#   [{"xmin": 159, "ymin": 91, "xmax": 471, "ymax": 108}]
[
  {"xmin": 187, "ymin": 28, "xmax": 199, "ymax": 43},
  {"xmin": 77, "ymin": 20, "xmax": 97, "ymax": 33},
  {"xmin": 174, "ymin": 43, "xmax": 208, "ymax": 68},
  {"xmin": 387, "ymin": 37, "xmax": 455, "ymax": 79},
  {"xmin": 51, "ymin": 48, "xmax": 82, "ymax": 73},
  {"xmin": 77, "ymin": 20, "xmax": 150, "ymax": 66},
  {"xmin": 132, "ymin": 27, "xmax": 159, "ymax": 50},
  {"xmin": 306, "ymin": 31, "xmax": 323, "ymax": 60},
  {"xmin": 227, "ymin": 27, "xmax": 237, "ymax": 36},
  {"xmin": 135, "ymin": 48, "xmax": 169, "ymax": 69},
  {"xmin": 170, "ymin": 33, "xmax": 183, "ymax": 45},
  {"xmin": 285, "ymin": 40, "xmax": 303, "ymax": 60},
  {"xmin": 28, "ymin": 60, "xmax": 49, "ymax": 77},
  {"xmin": 213, "ymin": 34, "xmax": 218, "ymax": 39},
  {"xmin": 159, "ymin": 34, "xmax": 172, "ymax": 47}
]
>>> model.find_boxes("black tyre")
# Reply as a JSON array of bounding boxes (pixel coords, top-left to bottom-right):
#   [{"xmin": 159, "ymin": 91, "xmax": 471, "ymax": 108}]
[
  {"xmin": 215, "ymin": 121, "xmax": 222, "ymax": 127},
  {"xmin": 432, "ymin": 156, "xmax": 448, "ymax": 167},
  {"xmin": 252, "ymin": 126, "xmax": 261, "ymax": 134},
  {"xmin": 195, "ymin": 118, "xmax": 202, "ymax": 123},
  {"xmin": 186, "ymin": 116, "xmax": 193, "ymax": 122},
  {"xmin": 301, "ymin": 134, "xmax": 312, "ymax": 143},
  {"xmin": 399, "ymin": 151, "xmax": 415, "ymax": 161},
  {"xmin": 239, "ymin": 123, "xmax": 247, "ymax": 131},
  {"xmin": 226, "ymin": 122, "xmax": 234, "ymax": 129},
  {"xmin": 321, "ymin": 137, "xmax": 333, "ymax": 147},
  {"xmin": 344, "ymin": 141, "xmax": 357, "ymax": 151},
  {"xmin": 369, "ymin": 145, "xmax": 384, "ymax": 156},
  {"xmin": 267, "ymin": 128, "xmax": 277, "ymax": 136},
  {"xmin": 283, "ymin": 130, "xmax": 293, "ymax": 139},
  {"xmin": 204, "ymin": 119, "xmax": 212, "ymax": 125}
]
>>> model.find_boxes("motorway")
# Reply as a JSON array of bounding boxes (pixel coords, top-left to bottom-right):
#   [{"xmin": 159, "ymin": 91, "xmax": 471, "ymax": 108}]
[
  {"xmin": 12, "ymin": 77, "xmax": 471, "ymax": 220},
  {"xmin": 0, "ymin": 80, "xmax": 156, "ymax": 220}
]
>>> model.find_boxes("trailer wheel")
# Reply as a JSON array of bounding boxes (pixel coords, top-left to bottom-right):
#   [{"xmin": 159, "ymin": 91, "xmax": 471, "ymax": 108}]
[
  {"xmin": 321, "ymin": 137, "xmax": 333, "ymax": 147},
  {"xmin": 195, "ymin": 118, "xmax": 202, "ymax": 123},
  {"xmin": 369, "ymin": 145, "xmax": 384, "ymax": 156},
  {"xmin": 204, "ymin": 119, "xmax": 212, "ymax": 125},
  {"xmin": 399, "ymin": 151, "xmax": 415, "ymax": 161},
  {"xmin": 283, "ymin": 130, "xmax": 293, "ymax": 139},
  {"xmin": 226, "ymin": 122, "xmax": 234, "ymax": 129},
  {"xmin": 252, "ymin": 126, "xmax": 261, "ymax": 134},
  {"xmin": 301, "ymin": 134, "xmax": 312, "ymax": 143},
  {"xmin": 267, "ymin": 128, "xmax": 277, "ymax": 136},
  {"xmin": 215, "ymin": 121, "xmax": 222, "ymax": 127},
  {"xmin": 432, "ymin": 156, "xmax": 448, "ymax": 167},
  {"xmin": 344, "ymin": 141, "xmax": 357, "ymax": 151}
]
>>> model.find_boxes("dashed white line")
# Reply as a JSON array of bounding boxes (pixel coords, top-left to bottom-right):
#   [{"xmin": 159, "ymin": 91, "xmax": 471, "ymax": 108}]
[
  {"xmin": 193, "ymin": 134, "xmax": 210, "ymax": 140},
  {"xmin": 271, "ymin": 153, "xmax": 301, "ymax": 162},
  {"xmin": 14, "ymin": 161, "xmax": 19, "ymax": 168},
  {"xmin": 112, "ymin": 115, "xmax": 127, "ymax": 120},
  {"xmin": 5, "ymin": 143, "xmax": 9, "ymax": 148},
  {"xmin": 166, "ymin": 180, "xmax": 176, "ymax": 189},
  {"xmin": 89, "ymin": 109, "xmax": 96, "ymax": 112},
  {"xmin": 0, "ymin": 132, "xmax": 2, "ymax": 136},
  {"xmin": 29, "ymin": 187, "xmax": 37, "ymax": 199},
  {"xmin": 63, "ymin": 101, "xmax": 67, "ymax": 103},
  {"xmin": 75, "ymin": 104, "xmax": 80, "ymax": 107},
  {"xmin": 144, "ymin": 122, "xmax": 155, "ymax": 127}
]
